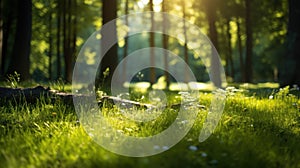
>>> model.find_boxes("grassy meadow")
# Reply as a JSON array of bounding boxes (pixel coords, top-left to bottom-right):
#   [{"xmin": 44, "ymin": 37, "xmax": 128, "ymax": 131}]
[{"xmin": 0, "ymin": 83, "xmax": 300, "ymax": 168}]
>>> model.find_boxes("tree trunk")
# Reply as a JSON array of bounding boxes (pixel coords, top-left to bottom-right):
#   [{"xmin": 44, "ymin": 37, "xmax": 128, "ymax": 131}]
[
  {"xmin": 205, "ymin": 0, "xmax": 222, "ymax": 88},
  {"xmin": 162, "ymin": 0, "xmax": 170, "ymax": 87},
  {"xmin": 224, "ymin": 23, "xmax": 229, "ymax": 77},
  {"xmin": 279, "ymin": 0, "xmax": 300, "ymax": 86},
  {"xmin": 2, "ymin": 1, "xmax": 15, "ymax": 77},
  {"xmin": 245, "ymin": 0, "xmax": 253, "ymax": 83},
  {"xmin": 149, "ymin": 0, "xmax": 156, "ymax": 85},
  {"xmin": 206, "ymin": 0, "xmax": 219, "ymax": 51},
  {"xmin": 7, "ymin": 0, "xmax": 32, "ymax": 80},
  {"xmin": 99, "ymin": 0, "xmax": 118, "ymax": 87},
  {"xmin": 48, "ymin": 1, "xmax": 53, "ymax": 80},
  {"xmin": 63, "ymin": 0, "xmax": 73, "ymax": 82},
  {"xmin": 236, "ymin": 18, "xmax": 245, "ymax": 82},
  {"xmin": 226, "ymin": 19, "xmax": 234, "ymax": 79},
  {"xmin": 182, "ymin": 0, "xmax": 189, "ymax": 83},
  {"xmin": 0, "ymin": 0, "xmax": 3, "ymax": 78},
  {"xmin": 56, "ymin": 0, "xmax": 62, "ymax": 79},
  {"xmin": 122, "ymin": 0, "xmax": 129, "ymax": 83},
  {"xmin": 71, "ymin": 0, "xmax": 77, "ymax": 70}
]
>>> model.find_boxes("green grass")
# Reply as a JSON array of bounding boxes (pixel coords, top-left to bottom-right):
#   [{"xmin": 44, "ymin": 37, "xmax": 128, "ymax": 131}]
[{"xmin": 0, "ymin": 85, "xmax": 300, "ymax": 168}]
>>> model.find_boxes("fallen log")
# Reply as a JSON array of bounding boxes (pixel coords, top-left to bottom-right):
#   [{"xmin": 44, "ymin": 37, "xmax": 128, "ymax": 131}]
[
  {"xmin": 0, "ymin": 86, "xmax": 149, "ymax": 108},
  {"xmin": 0, "ymin": 86, "xmax": 205, "ymax": 110}
]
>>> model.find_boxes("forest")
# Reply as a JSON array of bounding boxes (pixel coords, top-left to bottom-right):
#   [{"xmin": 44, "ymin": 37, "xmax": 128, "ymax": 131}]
[
  {"xmin": 1, "ymin": 0, "xmax": 300, "ymax": 167},
  {"xmin": 0, "ymin": 0, "xmax": 299, "ymax": 86}
]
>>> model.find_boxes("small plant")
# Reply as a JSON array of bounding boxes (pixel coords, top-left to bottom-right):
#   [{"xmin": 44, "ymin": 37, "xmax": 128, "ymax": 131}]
[
  {"xmin": 103, "ymin": 67, "xmax": 110, "ymax": 79},
  {"xmin": 225, "ymin": 86, "xmax": 245, "ymax": 96},
  {"xmin": 50, "ymin": 78, "xmax": 65, "ymax": 91},
  {"xmin": 275, "ymin": 86, "xmax": 290, "ymax": 99},
  {"xmin": 99, "ymin": 67, "xmax": 110, "ymax": 89},
  {"xmin": 6, "ymin": 71, "xmax": 20, "ymax": 88},
  {"xmin": 136, "ymin": 71, "xmax": 144, "ymax": 81}
]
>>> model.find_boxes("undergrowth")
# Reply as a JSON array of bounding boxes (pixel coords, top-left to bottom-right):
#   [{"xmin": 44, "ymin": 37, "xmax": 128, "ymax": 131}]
[{"xmin": 0, "ymin": 85, "xmax": 299, "ymax": 168}]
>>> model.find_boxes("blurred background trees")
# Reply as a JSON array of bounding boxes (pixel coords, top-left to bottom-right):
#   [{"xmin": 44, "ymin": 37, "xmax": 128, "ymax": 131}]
[{"xmin": 0, "ymin": 0, "xmax": 298, "ymax": 87}]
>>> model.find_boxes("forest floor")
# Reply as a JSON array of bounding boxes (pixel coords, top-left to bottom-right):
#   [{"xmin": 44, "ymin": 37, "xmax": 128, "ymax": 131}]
[{"xmin": 0, "ymin": 82, "xmax": 300, "ymax": 168}]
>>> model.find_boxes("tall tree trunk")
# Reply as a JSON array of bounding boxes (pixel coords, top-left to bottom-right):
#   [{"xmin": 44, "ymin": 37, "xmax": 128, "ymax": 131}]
[
  {"xmin": 162, "ymin": 0, "xmax": 170, "ymax": 87},
  {"xmin": 206, "ymin": 0, "xmax": 219, "ymax": 51},
  {"xmin": 63, "ymin": 0, "xmax": 72, "ymax": 82},
  {"xmin": 236, "ymin": 18, "xmax": 245, "ymax": 82},
  {"xmin": 122, "ymin": 0, "xmax": 129, "ymax": 83},
  {"xmin": 245, "ymin": 0, "xmax": 253, "ymax": 83},
  {"xmin": 72, "ymin": 0, "xmax": 77, "ymax": 66},
  {"xmin": 0, "ymin": 0, "xmax": 3, "ymax": 78},
  {"xmin": 149, "ymin": 0, "xmax": 156, "ymax": 85},
  {"xmin": 182, "ymin": 0, "xmax": 189, "ymax": 83},
  {"xmin": 100, "ymin": 0, "xmax": 118, "ymax": 87},
  {"xmin": 226, "ymin": 19, "xmax": 234, "ymax": 79},
  {"xmin": 62, "ymin": 0, "xmax": 67, "ymax": 80},
  {"xmin": 205, "ymin": 0, "xmax": 221, "ymax": 87},
  {"xmin": 279, "ymin": 0, "xmax": 300, "ymax": 86},
  {"xmin": 7, "ymin": 0, "xmax": 32, "ymax": 80},
  {"xmin": 223, "ymin": 23, "xmax": 229, "ymax": 77},
  {"xmin": 56, "ymin": 0, "xmax": 62, "ymax": 79},
  {"xmin": 48, "ymin": 1, "xmax": 53, "ymax": 80},
  {"xmin": 2, "ymin": 0, "xmax": 15, "ymax": 77}
]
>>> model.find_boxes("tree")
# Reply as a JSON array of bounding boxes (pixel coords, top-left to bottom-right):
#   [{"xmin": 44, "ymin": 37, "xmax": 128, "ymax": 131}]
[
  {"xmin": 7, "ymin": 0, "xmax": 32, "ymax": 80},
  {"xmin": 122, "ymin": 0, "xmax": 129, "ymax": 82},
  {"xmin": 279, "ymin": 0, "xmax": 300, "ymax": 86},
  {"xmin": 204, "ymin": 0, "xmax": 219, "ymax": 51},
  {"xmin": 149, "ymin": 0, "xmax": 156, "ymax": 85},
  {"xmin": 62, "ymin": 0, "xmax": 72, "ymax": 82},
  {"xmin": 225, "ymin": 19, "xmax": 234, "ymax": 79},
  {"xmin": 203, "ymin": 0, "xmax": 222, "ymax": 87},
  {"xmin": 162, "ymin": 0, "xmax": 170, "ymax": 87},
  {"xmin": 56, "ymin": 0, "xmax": 62, "ymax": 79},
  {"xmin": 99, "ymin": 0, "xmax": 118, "ymax": 87},
  {"xmin": 0, "ymin": 0, "xmax": 3, "ymax": 78},
  {"xmin": 218, "ymin": 0, "xmax": 237, "ymax": 80},
  {"xmin": 236, "ymin": 18, "xmax": 245, "ymax": 82},
  {"xmin": 48, "ymin": 0, "xmax": 53, "ymax": 80},
  {"xmin": 244, "ymin": 0, "xmax": 253, "ymax": 82},
  {"xmin": 181, "ymin": 0, "xmax": 189, "ymax": 83}
]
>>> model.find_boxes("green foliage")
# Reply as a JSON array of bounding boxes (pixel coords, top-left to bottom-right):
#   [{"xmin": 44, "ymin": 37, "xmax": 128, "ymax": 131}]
[
  {"xmin": 102, "ymin": 67, "xmax": 110, "ymax": 79},
  {"xmin": 6, "ymin": 71, "xmax": 20, "ymax": 88},
  {"xmin": 1, "ymin": 0, "xmax": 290, "ymax": 83}
]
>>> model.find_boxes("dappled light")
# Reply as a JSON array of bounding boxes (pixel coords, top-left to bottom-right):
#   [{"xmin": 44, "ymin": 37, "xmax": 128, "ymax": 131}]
[{"xmin": 0, "ymin": 0, "xmax": 299, "ymax": 167}]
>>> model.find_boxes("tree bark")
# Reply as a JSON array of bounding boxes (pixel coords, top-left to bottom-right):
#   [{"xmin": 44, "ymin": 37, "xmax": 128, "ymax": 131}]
[
  {"xmin": 205, "ymin": 0, "xmax": 222, "ymax": 88},
  {"xmin": 56, "ymin": 0, "xmax": 62, "ymax": 79},
  {"xmin": 149, "ymin": 0, "xmax": 156, "ymax": 85},
  {"xmin": 0, "ymin": 86, "xmax": 205, "ymax": 110},
  {"xmin": 122, "ymin": 0, "xmax": 129, "ymax": 83},
  {"xmin": 71, "ymin": 0, "xmax": 77, "ymax": 73},
  {"xmin": 162, "ymin": 0, "xmax": 170, "ymax": 87},
  {"xmin": 226, "ymin": 19, "xmax": 234, "ymax": 79},
  {"xmin": 0, "ymin": 87, "xmax": 140, "ymax": 109},
  {"xmin": 236, "ymin": 18, "xmax": 245, "ymax": 82},
  {"xmin": 48, "ymin": 1, "xmax": 53, "ymax": 80},
  {"xmin": 99, "ymin": 0, "xmax": 118, "ymax": 87},
  {"xmin": 7, "ymin": 0, "xmax": 32, "ymax": 80},
  {"xmin": 0, "ymin": 0, "xmax": 3, "ymax": 78},
  {"xmin": 279, "ymin": 0, "xmax": 300, "ymax": 86},
  {"xmin": 63, "ymin": 0, "xmax": 73, "ymax": 82},
  {"xmin": 182, "ymin": 0, "xmax": 189, "ymax": 83},
  {"xmin": 245, "ymin": 0, "xmax": 253, "ymax": 83}
]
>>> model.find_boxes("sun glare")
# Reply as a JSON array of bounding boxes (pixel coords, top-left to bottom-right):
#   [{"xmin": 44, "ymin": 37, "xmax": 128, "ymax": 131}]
[
  {"xmin": 138, "ymin": 0, "xmax": 162, "ymax": 10},
  {"xmin": 141, "ymin": 0, "xmax": 150, "ymax": 5},
  {"xmin": 153, "ymin": 5, "xmax": 162, "ymax": 12},
  {"xmin": 153, "ymin": 0, "xmax": 163, "ymax": 5}
]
